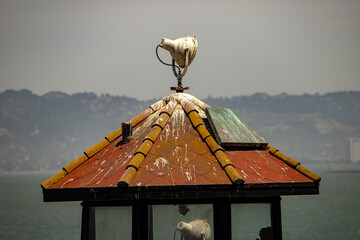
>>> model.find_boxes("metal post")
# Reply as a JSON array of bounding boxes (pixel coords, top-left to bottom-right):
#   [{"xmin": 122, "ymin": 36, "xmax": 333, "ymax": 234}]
[
  {"xmin": 81, "ymin": 202, "xmax": 95, "ymax": 240},
  {"xmin": 133, "ymin": 201, "xmax": 148, "ymax": 240},
  {"xmin": 214, "ymin": 200, "xmax": 232, "ymax": 240},
  {"xmin": 271, "ymin": 197, "xmax": 283, "ymax": 240}
]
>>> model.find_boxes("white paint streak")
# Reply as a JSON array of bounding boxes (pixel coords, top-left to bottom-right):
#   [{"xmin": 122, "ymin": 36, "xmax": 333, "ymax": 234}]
[
  {"xmin": 175, "ymin": 146, "xmax": 180, "ymax": 163},
  {"xmin": 255, "ymin": 150, "xmax": 266, "ymax": 157},
  {"xmin": 100, "ymin": 149, "xmax": 108, "ymax": 158},
  {"xmin": 241, "ymin": 170, "xmax": 249, "ymax": 179},
  {"xmin": 168, "ymin": 166, "xmax": 175, "ymax": 185},
  {"xmin": 87, "ymin": 168, "xmax": 104, "ymax": 185},
  {"xmin": 185, "ymin": 171, "xmax": 192, "ymax": 181},
  {"xmin": 96, "ymin": 166, "xmax": 113, "ymax": 185},
  {"xmin": 132, "ymin": 108, "xmax": 159, "ymax": 136},
  {"xmin": 213, "ymin": 167, "xmax": 217, "ymax": 178},
  {"xmin": 249, "ymin": 166, "xmax": 264, "ymax": 179},
  {"xmin": 162, "ymin": 93, "xmax": 209, "ymax": 118},
  {"xmin": 153, "ymin": 157, "xmax": 169, "ymax": 169},
  {"xmin": 60, "ymin": 178, "xmax": 74, "ymax": 188},
  {"xmin": 164, "ymin": 124, "xmax": 170, "ymax": 142},
  {"xmin": 117, "ymin": 158, "xmax": 128, "ymax": 168}
]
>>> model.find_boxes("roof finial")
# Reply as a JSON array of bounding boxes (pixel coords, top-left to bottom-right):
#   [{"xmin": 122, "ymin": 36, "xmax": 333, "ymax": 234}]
[{"xmin": 156, "ymin": 35, "xmax": 197, "ymax": 93}]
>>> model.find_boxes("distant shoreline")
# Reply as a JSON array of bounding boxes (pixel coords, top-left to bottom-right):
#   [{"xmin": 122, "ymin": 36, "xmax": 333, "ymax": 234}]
[{"xmin": 327, "ymin": 170, "xmax": 360, "ymax": 174}]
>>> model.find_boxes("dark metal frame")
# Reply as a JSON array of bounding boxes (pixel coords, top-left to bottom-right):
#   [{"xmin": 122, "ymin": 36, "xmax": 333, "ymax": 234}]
[
  {"xmin": 42, "ymin": 182, "xmax": 319, "ymax": 202},
  {"xmin": 80, "ymin": 196, "xmax": 283, "ymax": 240},
  {"xmin": 43, "ymin": 182, "xmax": 319, "ymax": 240}
]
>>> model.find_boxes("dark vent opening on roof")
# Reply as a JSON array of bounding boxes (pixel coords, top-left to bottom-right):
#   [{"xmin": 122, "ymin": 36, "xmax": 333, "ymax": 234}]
[
  {"xmin": 116, "ymin": 122, "xmax": 133, "ymax": 147},
  {"xmin": 205, "ymin": 108, "xmax": 268, "ymax": 148}
]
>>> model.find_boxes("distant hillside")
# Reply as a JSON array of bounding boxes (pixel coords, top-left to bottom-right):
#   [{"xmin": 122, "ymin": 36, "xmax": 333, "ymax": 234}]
[{"xmin": 0, "ymin": 89, "xmax": 359, "ymax": 172}]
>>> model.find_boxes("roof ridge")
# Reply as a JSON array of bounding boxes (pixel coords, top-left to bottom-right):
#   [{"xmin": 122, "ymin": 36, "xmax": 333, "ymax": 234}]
[
  {"xmin": 117, "ymin": 100, "xmax": 177, "ymax": 188},
  {"xmin": 162, "ymin": 93, "xmax": 210, "ymax": 113},
  {"xmin": 265, "ymin": 144, "xmax": 321, "ymax": 182},
  {"xmin": 179, "ymin": 97, "xmax": 245, "ymax": 186},
  {"xmin": 41, "ymin": 99, "xmax": 166, "ymax": 189}
]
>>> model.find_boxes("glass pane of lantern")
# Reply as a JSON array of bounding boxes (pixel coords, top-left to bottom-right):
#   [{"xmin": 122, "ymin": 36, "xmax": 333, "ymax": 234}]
[
  {"xmin": 231, "ymin": 204, "xmax": 271, "ymax": 240},
  {"xmin": 150, "ymin": 204, "xmax": 213, "ymax": 240},
  {"xmin": 94, "ymin": 206, "xmax": 132, "ymax": 240}
]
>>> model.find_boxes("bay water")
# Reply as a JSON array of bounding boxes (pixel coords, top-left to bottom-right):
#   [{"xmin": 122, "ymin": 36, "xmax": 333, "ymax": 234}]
[{"xmin": 0, "ymin": 163, "xmax": 359, "ymax": 240}]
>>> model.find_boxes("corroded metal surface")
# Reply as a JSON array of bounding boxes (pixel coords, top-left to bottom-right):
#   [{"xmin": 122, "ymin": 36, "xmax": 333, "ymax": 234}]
[
  {"xmin": 130, "ymin": 104, "xmax": 231, "ymax": 186},
  {"xmin": 49, "ymin": 114, "xmax": 157, "ymax": 188},
  {"xmin": 226, "ymin": 150, "xmax": 311, "ymax": 183},
  {"xmin": 45, "ymin": 93, "xmax": 319, "ymax": 190}
]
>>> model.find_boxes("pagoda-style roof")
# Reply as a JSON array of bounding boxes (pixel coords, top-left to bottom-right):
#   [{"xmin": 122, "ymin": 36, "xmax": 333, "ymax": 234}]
[{"xmin": 42, "ymin": 93, "xmax": 320, "ymax": 202}]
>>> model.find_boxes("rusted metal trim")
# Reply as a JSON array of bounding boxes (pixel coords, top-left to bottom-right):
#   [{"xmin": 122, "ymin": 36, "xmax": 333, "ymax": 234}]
[
  {"xmin": 158, "ymin": 113, "xmax": 171, "ymax": 127},
  {"xmin": 41, "ymin": 170, "xmax": 67, "ymax": 189},
  {"xmin": 159, "ymin": 109, "xmax": 172, "ymax": 117},
  {"xmin": 118, "ymin": 102, "xmax": 176, "ymax": 187},
  {"xmin": 134, "ymin": 140, "xmax": 153, "ymax": 158},
  {"xmin": 129, "ymin": 108, "xmax": 156, "ymax": 128},
  {"xmin": 265, "ymin": 144, "xmax": 321, "ymax": 182},
  {"xmin": 63, "ymin": 154, "xmax": 88, "ymax": 174},
  {"xmin": 143, "ymin": 126, "xmax": 162, "ymax": 143},
  {"xmin": 224, "ymin": 165, "xmax": 245, "ymax": 185},
  {"xmin": 181, "ymin": 102, "xmax": 244, "ymax": 186},
  {"xmin": 126, "ymin": 154, "xmax": 145, "ymax": 170},
  {"xmin": 151, "ymin": 123, "xmax": 164, "ymax": 130},
  {"xmin": 205, "ymin": 136, "xmax": 224, "ymax": 153},
  {"xmin": 265, "ymin": 144, "xmax": 299, "ymax": 167},
  {"xmin": 188, "ymin": 111, "xmax": 203, "ymax": 129},
  {"xmin": 214, "ymin": 151, "xmax": 234, "ymax": 169},
  {"xmin": 296, "ymin": 165, "xmax": 321, "ymax": 182},
  {"xmin": 196, "ymin": 124, "xmax": 211, "ymax": 140},
  {"xmin": 44, "ymin": 104, "xmax": 159, "ymax": 189},
  {"xmin": 204, "ymin": 135, "xmax": 218, "ymax": 151},
  {"xmin": 118, "ymin": 167, "xmax": 137, "ymax": 187},
  {"xmin": 266, "ymin": 144, "xmax": 279, "ymax": 155},
  {"xmin": 105, "ymin": 129, "xmax": 122, "ymax": 142},
  {"xmin": 84, "ymin": 139, "xmax": 110, "ymax": 159},
  {"xmin": 214, "ymin": 149, "xmax": 244, "ymax": 185},
  {"xmin": 180, "ymin": 99, "xmax": 198, "ymax": 115},
  {"xmin": 274, "ymin": 151, "xmax": 300, "ymax": 168},
  {"xmin": 149, "ymin": 99, "xmax": 166, "ymax": 112}
]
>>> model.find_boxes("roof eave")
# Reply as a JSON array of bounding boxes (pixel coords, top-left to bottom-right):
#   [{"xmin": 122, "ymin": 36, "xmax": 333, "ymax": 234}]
[{"xmin": 42, "ymin": 182, "xmax": 319, "ymax": 202}]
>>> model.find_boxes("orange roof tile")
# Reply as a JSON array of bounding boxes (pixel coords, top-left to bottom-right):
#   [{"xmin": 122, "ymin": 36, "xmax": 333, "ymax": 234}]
[{"xmin": 42, "ymin": 93, "xmax": 320, "ymax": 200}]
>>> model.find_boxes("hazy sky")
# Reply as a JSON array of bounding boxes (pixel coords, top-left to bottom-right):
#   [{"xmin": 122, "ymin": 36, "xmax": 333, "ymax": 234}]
[{"xmin": 0, "ymin": 0, "xmax": 359, "ymax": 100}]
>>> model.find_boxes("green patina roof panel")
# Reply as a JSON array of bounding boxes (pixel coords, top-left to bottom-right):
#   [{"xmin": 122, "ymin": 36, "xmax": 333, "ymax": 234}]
[{"xmin": 205, "ymin": 108, "xmax": 267, "ymax": 147}]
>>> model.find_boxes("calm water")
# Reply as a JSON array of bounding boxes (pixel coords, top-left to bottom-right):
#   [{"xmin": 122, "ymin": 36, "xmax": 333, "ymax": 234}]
[{"xmin": 0, "ymin": 163, "xmax": 359, "ymax": 240}]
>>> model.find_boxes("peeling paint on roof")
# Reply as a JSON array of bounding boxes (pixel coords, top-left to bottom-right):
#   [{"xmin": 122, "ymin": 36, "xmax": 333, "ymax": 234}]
[{"xmin": 42, "ymin": 93, "xmax": 320, "ymax": 190}]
